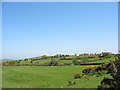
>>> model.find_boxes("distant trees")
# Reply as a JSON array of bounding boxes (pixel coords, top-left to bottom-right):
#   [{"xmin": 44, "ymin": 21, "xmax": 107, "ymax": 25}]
[
  {"xmin": 52, "ymin": 54, "xmax": 69, "ymax": 58},
  {"xmin": 24, "ymin": 58, "xmax": 28, "ymax": 61},
  {"xmin": 99, "ymin": 52, "xmax": 111, "ymax": 58}
]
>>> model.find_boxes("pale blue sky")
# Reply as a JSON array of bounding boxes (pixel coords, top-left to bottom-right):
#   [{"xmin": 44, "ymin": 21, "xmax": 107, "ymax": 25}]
[{"xmin": 2, "ymin": 2, "xmax": 118, "ymax": 59}]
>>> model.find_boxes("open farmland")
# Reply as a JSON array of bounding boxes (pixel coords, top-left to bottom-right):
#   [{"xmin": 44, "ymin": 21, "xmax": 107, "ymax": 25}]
[
  {"xmin": 2, "ymin": 52, "xmax": 117, "ymax": 88},
  {"xmin": 2, "ymin": 66, "xmax": 112, "ymax": 88}
]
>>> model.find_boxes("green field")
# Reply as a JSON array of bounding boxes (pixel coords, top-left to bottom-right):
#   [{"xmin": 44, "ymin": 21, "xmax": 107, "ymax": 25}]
[
  {"xmin": 2, "ymin": 53, "xmax": 116, "ymax": 88},
  {"xmin": 2, "ymin": 66, "xmax": 111, "ymax": 88}
]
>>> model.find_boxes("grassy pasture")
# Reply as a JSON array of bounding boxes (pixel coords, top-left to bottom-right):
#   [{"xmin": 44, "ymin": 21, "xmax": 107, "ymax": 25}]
[
  {"xmin": 91, "ymin": 57, "xmax": 115, "ymax": 63},
  {"xmin": 2, "ymin": 66, "xmax": 111, "ymax": 88},
  {"xmin": 18, "ymin": 56, "xmax": 115, "ymax": 65}
]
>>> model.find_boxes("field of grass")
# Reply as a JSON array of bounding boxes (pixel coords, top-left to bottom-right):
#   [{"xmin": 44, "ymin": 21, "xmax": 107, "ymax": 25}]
[
  {"xmin": 2, "ymin": 53, "xmax": 116, "ymax": 88},
  {"xmin": 91, "ymin": 57, "xmax": 115, "ymax": 63},
  {"xmin": 16, "ymin": 56, "xmax": 115, "ymax": 65},
  {"xmin": 2, "ymin": 66, "xmax": 111, "ymax": 88}
]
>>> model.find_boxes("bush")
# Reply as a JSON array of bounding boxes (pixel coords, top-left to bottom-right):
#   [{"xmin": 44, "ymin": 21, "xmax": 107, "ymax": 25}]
[
  {"xmin": 99, "ymin": 52, "xmax": 111, "ymax": 58},
  {"xmin": 82, "ymin": 64, "xmax": 109, "ymax": 76},
  {"xmin": 74, "ymin": 72, "xmax": 83, "ymax": 79},
  {"xmin": 97, "ymin": 77, "xmax": 115, "ymax": 89},
  {"xmin": 97, "ymin": 55, "xmax": 120, "ymax": 89},
  {"xmin": 80, "ymin": 59, "xmax": 89, "ymax": 64},
  {"xmin": 72, "ymin": 59, "xmax": 81, "ymax": 65},
  {"xmin": 68, "ymin": 81, "xmax": 76, "ymax": 86},
  {"xmin": 95, "ymin": 62, "xmax": 109, "ymax": 72},
  {"xmin": 49, "ymin": 60, "xmax": 59, "ymax": 66},
  {"xmin": 82, "ymin": 65, "xmax": 95, "ymax": 74},
  {"xmin": 41, "ymin": 55, "xmax": 48, "ymax": 59}
]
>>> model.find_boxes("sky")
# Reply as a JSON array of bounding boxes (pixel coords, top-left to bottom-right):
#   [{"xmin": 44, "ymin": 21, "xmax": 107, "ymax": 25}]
[{"xmin": 2, "ymin": 2, "xmax": 118, "ymax": 59}]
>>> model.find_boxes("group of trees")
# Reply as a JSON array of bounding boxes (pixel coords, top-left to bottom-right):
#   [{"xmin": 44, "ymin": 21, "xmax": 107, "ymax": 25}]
[{"xmin": 99, "ymin": 52, "xmax": 112, "ymax": 58}]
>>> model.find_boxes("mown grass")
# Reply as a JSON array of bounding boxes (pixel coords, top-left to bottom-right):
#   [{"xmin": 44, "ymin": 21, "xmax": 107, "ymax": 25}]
[{"xmin": 2, "ymin": 66, "xmax": 111, "ymax": 88}]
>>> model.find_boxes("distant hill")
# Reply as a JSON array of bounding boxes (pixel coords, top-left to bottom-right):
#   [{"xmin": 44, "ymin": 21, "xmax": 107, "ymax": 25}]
[{"xmin": 1, "ymin": 59, "xmax": 13, "ymax": 62}]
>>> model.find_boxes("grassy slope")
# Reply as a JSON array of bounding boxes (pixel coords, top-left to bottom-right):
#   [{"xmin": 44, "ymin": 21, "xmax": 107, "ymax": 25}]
[
  {"xmin": 19, "ymin": 56, "xmax": 115, "ymax": 64},
  {"xmin": 2, "ymin": 66, "xmax": 111, "ymax": 88},
  {"xmin": 91, "ymin": 57, "xmax": 115, "ymax": 63}
]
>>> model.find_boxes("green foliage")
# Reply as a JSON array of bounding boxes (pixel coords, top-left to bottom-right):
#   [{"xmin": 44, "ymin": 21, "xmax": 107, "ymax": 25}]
[
  {"xmin": 88, "ymin": 71, "xmax": 100, "ymax": 76},
  {"xmin": 72, "ymin": 59, "xmax": 81, "ymax": 65},
  {"xmin": 99, "ymin": 52, "xmax": 111, "ymax": 58},
  {"xmin": 41, "ymin": 55, "xmax": 48, "ymax": 59},
  {"xmin": 30, "ymin": 60, "xmax": 33, "ymax": 63},
  {"xmin": 82, "ymin": 64, "xmax": 108, "ymax": 77},
  {"xmin": 3, "ymin": 61, "xmax": 17, "ymax": 66},
  {"xmin": 95, "ymin": 62, "xmax": 109, "ymax": 71},
  {"xmin": 49, "ymin": 60, "xmax": 59, "ymax": 66},
  {"xmin": 97, "ymin": 77, "xmax": 115, "ymax": 89},
  {"xmin": 2, "ymin": 52, "xmax": 116, "ymax": 66},
  {"xmin": 97, "ymin": 55, "xmax": 120, "ymax": 89},
  {"xmin": 24, "ymin": 58, "xmax": 28, "ymax": 61}
]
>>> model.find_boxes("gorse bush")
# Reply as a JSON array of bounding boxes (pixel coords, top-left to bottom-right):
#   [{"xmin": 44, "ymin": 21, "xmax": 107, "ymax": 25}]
[
  {"xmin": 95, "ymin": 62, "xmax": 109, "ymax": 72},
  {"xmin": 82, "ymin": 64, "xmax": 109, "ymax": 76},
  {"xmin": 82, "ymin": 65, "xmax": 95, "ymax": 74},
  {"xmin": 74, "ymin": 72, "xmax": 83, "ymax": 79}
]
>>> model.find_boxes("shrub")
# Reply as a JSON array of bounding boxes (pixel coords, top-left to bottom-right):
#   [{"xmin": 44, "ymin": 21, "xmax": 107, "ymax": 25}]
[
  {"xmin": 95, "ymin": 62, "xmax": 109, "ymax": 72},
  {"xmin": 49, "ymin": 60, "xmax": 59, "ymax": 66},
  {"xmin": 97, "ymin": 55, "xmax": 120, "ymax": 89},
  {"xmin": 68, "ymin": 81, "xmax": 76, "ymax": 86},
  {"xmin": 80, "ymin": 59, "xmax": 89, "ymax": 64},
  {"xmin": 99, "ymin": 52, "xmax": 111, "ymax": 58},
  {"xmin": 72, "ymin": 59, "xmax": 81, "ymax": 65},
  {"xmin": 41, "ymin": 55, "xmax": 48, "ymax": 59},
  {"xmin": 82, "ymin": 64, "xmax": 109, "ymax": 76},
  {"xmin": 74, "ymin": 72, "xmax": 83, "ymax": 79},
  {"xmin": 97, "ymin": 77, "xmax": 115, "ymax": 89},
  {"xmin": 82, "ymin": 65, "xmax": 95, "ymax": 74},
  {"xmin": 30, "ymin": 60, "xmax": 33, "ymax": 63}
]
